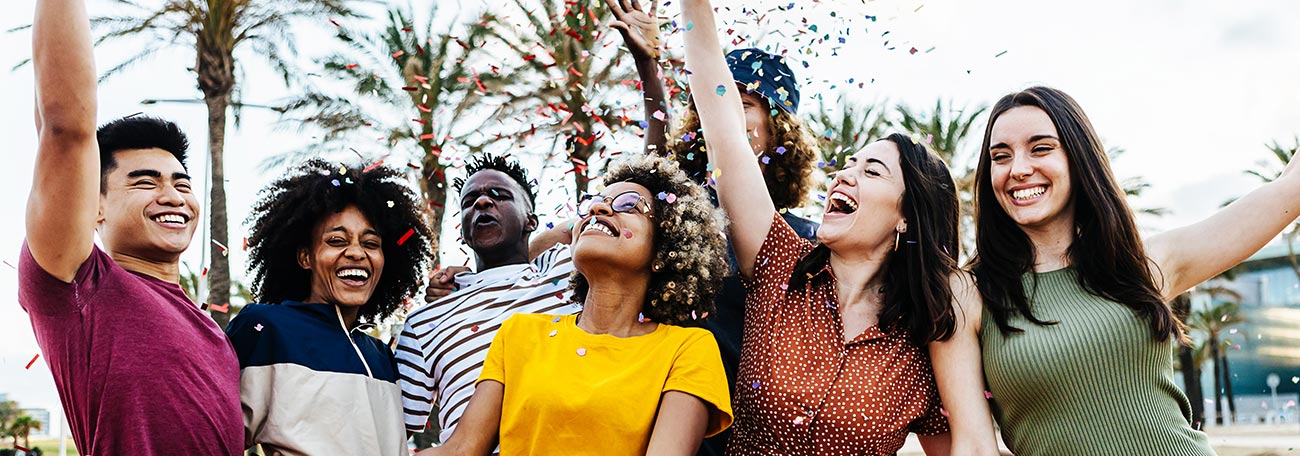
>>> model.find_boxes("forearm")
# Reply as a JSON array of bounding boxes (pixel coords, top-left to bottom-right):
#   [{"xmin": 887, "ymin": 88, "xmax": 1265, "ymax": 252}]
[
  {"xmin": 680, "ymin": 0, "xmax": 774, "ymax": 275},
  {"xmin": 33, "ymin": 0, "xmax": 97, "ymax": 137},
  {"xmin": 634, "ymin": 55, "xmax": 670, "ymax": 157},
  {"xmin": 529, "ymin": 217, "xmax": 577, "ymax": 259}
]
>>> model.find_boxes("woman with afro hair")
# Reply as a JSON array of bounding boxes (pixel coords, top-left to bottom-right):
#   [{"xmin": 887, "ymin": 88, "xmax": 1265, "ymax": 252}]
[
  {"xmin": 419, "ymin": 154, "xmax": 733, "ymax": 456},
  {"xmin": 225, "ymin": 158, "xmax": 433, "ymax": 455}
]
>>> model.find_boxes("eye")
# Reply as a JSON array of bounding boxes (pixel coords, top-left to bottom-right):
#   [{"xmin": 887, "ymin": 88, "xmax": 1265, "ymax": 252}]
[
  {"xmin": 864, "ymin": 169, "xmax": 882, "ymax": 177},
  {"xmin": 326, "ymin": 237, "xmax": 348, "ymax": 246},
  {"xmin": 990, "ymin": 152, "xmax": 1011, "ymax": 163},
  {"xmin": 132, "ymin": 179, "xmax": 157, "ymax": 188},
  {"xmin": 363, "ymin": 240, "xmax": 382, "ymax": 249},
  {"xmin": 1032, "ymin": 145, "xmax": 1054, "ymax": 153}
]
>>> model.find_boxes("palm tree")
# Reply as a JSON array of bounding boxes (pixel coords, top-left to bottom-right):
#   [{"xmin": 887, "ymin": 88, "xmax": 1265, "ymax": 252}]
[
  {"xmin": 6, "ymin": 415, "xmax": 40, "ymax": 450},
  {"xmin": 1241, "ymin": 137, "xmax": 1299, "ymax": 282},
  {"xmin": 275, "ymin": 5, "xmax": 505, "ymax": 267},
  {"xmin": 480, "ymin": 0, "xmax": 638, "ymax": 200},
  {"xmin": 1190, "ymin": 299, "xmax": 1246, "ymax": 424},
  {"xmin": 1170, "ymin": 293, "xmax": 1206, "ymax": 427},
  {"xmin": 80, "ymin": 0, "xmax": 371, "ymax": 329}
]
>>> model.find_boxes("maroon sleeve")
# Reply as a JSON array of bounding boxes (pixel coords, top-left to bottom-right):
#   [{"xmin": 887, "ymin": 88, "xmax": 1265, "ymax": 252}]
[
  {"xmin": 739, "ymin": 212, "xmax": 814, "ymax": 315},
  {"xmin": 18, "ymin": 242, "xmax": 106, "ymax": 315}
]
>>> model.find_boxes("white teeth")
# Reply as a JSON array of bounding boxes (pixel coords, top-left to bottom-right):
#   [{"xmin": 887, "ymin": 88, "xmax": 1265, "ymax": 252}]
[
  {"xmin": 337, "ymin": 268, "xmax": 369, "ymax": 280},
  {"xmin": 1012, "ymin": 187, "xmax": 1047, "ymax": 200},
  {"xmin": 153, "ymin": 214, "xmax": 187, "ymax": 224},
  {"xmin": 582, "ymin": 219, "xmax": 615, "ymax": 236},
  {"xmin": 830, "ymin": 193, "xmax": 858, "ymax": 212}
]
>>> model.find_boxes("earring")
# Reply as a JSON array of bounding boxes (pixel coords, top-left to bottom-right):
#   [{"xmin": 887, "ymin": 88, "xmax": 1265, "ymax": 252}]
[{"xmin": 893, "ymin": 230, "xmax": 901, "ymax": 252}]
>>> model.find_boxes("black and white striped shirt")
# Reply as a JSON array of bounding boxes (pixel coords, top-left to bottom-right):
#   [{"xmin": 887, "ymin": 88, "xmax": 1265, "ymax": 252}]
[{"xmin": 396, "ymin": 243, "xmax": 580, "ymax": 441}]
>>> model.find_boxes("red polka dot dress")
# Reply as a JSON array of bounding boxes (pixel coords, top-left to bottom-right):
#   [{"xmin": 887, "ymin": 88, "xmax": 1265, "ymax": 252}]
[{"xmin": 726, "ymin": 213, "xmax": 949, "ymax": 455}]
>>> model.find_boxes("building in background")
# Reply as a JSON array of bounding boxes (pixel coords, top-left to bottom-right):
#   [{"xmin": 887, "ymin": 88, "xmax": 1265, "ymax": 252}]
[{"xmin": 1196, "ymin": 242, "xmax": 1300, "ymax": 424}]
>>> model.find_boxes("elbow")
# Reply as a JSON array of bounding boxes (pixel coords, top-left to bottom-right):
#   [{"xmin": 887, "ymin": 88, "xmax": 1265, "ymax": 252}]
[{"xmin": 38, "ymin": 116, "xmax": 96, "ymax": 143}]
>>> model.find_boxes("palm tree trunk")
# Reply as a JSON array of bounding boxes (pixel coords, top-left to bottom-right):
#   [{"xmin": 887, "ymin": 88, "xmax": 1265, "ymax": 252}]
[
  {"xmin": 1222, "ymin": 351, "xmax": 1238, "ymax": 423},
  {"xmin": 1210, "ymin": 335, "xmax": 1224, "ymax": 425},
  {"xmin": 1172, "ymin": 295, "xmax": 1205, "ymax": 427},
  {"xmin": 203, "ymin": 90, "xmax": 233, "ymax": 329},
  {"xmin": 419, "ymin": 153, "xmax": 446, "ymax": 268}
]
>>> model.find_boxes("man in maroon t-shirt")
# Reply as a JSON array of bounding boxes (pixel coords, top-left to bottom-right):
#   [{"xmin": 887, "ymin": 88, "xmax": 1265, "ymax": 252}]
[{"xmin": 18, "ymin": 1, "xmax": 242, "ymax": 454}]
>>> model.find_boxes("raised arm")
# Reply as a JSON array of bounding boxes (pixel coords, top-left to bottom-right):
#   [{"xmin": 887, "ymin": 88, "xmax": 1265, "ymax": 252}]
[
  {"xmin": 27, "ymin": 0, "xmax": 100, "ymax": 282},
  {"xmin": 680, "ymin": 0, "xmax": 775, "ymax": 278},
  {"xmin": 645, "ymin": 391, "xmax": 710, "ymax": 455},
  {"xmin": 528, "ymin": 216, "xmax": 578, "ymax": 259},
  {"xmin": 604, "ymin": 0, "xmax": 669, "ymax": 157},
  {"xmin": 927, "ymin": 273, "xmax": 1001, "ymax": 456},
  {"xmin": 414, "ymin": 380, "xmax": 503, "ymax": 456},
  {"xmin": 1146, "ymin": 156, "xmax": 1300, "ymax": 300}
]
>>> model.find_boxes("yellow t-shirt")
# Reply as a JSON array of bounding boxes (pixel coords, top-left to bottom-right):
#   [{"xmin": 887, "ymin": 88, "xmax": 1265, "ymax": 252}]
[{"xmin": 478, "ymin": 313, "xmax": 733, "ymax": 455}]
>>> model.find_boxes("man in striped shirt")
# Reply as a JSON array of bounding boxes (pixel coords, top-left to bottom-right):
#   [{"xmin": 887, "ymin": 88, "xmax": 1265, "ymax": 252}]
[{"xmin": 397, "ymin": 154, "xmax": 580, "ymax": 444}]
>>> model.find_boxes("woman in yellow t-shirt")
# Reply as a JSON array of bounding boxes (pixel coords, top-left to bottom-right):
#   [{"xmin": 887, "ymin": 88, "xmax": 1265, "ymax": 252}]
[{"xmin": 419, "ymin": 154, "xmax": 733, "ymax": 456}]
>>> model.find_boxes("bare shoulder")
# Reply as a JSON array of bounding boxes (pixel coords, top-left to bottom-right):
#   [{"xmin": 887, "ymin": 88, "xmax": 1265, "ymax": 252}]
[{"xmin": 948, "ymin": 270, "xmax": 984, "ymax": 332}]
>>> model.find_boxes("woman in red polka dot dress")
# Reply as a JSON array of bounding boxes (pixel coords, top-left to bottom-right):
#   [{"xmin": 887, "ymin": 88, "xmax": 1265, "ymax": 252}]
[{"xmin": 679, "ymin": 1, "xmax": 999, "ymax": 454}]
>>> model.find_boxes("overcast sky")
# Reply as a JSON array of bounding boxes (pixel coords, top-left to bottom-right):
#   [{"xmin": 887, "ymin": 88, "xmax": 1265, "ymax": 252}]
[{"xmin": 1, "ymin": 0, "xmax": 1298, "ymax": 432}]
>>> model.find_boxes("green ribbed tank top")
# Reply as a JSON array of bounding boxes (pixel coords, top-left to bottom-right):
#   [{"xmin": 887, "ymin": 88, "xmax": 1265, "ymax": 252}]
[{"xmin": 979, "ymin": 268, "xmax": 1214, "ymax": 456}]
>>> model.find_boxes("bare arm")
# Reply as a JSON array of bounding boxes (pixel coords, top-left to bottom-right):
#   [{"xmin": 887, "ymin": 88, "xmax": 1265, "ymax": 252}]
[
  {"xmin": 528, "ymin": 217, "xmax": 578, "ymax": 259},
  {"xmin": 918, "ymin": 433, "xmax": 952, "ymax": 456},
  {"xmin": 1146, "ymin": 157, "xmax": 1300, "ymax": 300},
  {"xmin": 604, "ymin": 0, "xmax": 669, "ymax": 157},
  {"xmin": 414, "ymin": 380, "xmax": 504, "ymax": 456},
  {"xmin": 27, "ymin": 0, "xmax": 101, "ymax": 282},
  {"xmin": 645, "ymin": 391, "xmax": 711, "ymax": 456},
  {"xmin": 928, "ymin": 273, "xmax": 1000, "ymax": 456},
  {"xmin": 680, "ymin": 0, "xmax": 774, "ymax": 279}
]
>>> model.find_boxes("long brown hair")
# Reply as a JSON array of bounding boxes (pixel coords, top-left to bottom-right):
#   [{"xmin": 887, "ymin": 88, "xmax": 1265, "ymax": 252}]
[
  {"xmin": 790, "ymin": 133, "xmax": 961, "ymax": 345},
  {"xmin": 969, "ymin": 86, "xmax": 1184, "ymax": 342}
]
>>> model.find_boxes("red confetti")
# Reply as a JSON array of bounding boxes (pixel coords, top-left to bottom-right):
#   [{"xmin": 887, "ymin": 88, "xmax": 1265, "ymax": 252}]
[
  {"xmin": 25, "ymin": 354, "xmax": 40, "ymax": 370},
  {"xmin": 363, "ymin": 160, "xmax": 385, "ymax": 172},
  {"xmin": 392, "ymin": 50, "xmax": 406, "ymax": 58},
  {"xmin": 328, "ymin": 18, "xmax": 340, "ymax": 27},
  {"xmin": 397, "ymin": 228, "xmax": 416, "ymax": 246}
]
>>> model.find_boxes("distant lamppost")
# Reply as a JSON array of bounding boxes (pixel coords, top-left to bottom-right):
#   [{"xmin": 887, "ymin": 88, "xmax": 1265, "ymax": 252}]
[{"xmin": 1267, "ymin": 373, "xmax": 1280, "ymax": 423}]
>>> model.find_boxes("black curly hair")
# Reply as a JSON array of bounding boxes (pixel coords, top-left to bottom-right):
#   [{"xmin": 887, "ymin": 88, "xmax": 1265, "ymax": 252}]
[
  {"xmin": 567, "ymin": 154, "xmax": 728, "ymax": 326},
  {"xmin": 97, "ymin": 115, "xmax": 190, "ymax": 193},
  {"xmin": 245, "ymin": 158, "xmax": 434, "ymax": 325},
  {"xmin": 452, "ymin": 153, "xmax": 537, "ymax": 209}
]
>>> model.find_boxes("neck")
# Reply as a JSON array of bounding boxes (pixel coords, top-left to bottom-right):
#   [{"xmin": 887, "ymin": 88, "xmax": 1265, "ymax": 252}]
[
  {"xmin": 1022, "ymin": 216, "xmax": 1075, "ymax": 272},
  {"xmin": 577, "ymin": 275, "xmax": 655, "ymax": 338},
  {"xmin": 474, "ymin": 243, "xmax": 530, "ymax": 271},
  {"xmin": 335, "ymin": 303, "xmax": 360, "ymax": 328},
  {"xmin": 110, "ymin": 251, "xmax": 181, "ymax": 284},
  {"xmin": 828, "ymin": 247, "xmax": 888, "ymax": 310}
]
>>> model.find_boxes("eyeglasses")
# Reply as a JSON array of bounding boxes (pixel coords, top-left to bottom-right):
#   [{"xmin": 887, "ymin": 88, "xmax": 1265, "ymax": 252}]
[{"xmin": 577, "ymin": 191, "xmax": 653, "ymax": 218}]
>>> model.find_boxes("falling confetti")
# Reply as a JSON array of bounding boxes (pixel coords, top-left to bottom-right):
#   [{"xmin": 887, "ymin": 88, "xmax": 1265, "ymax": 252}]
[
  {"xmin": 397, "ymin": 228, "xmax": 416, "ymax": 246},
  {"xmin": 25, "ymin": 354, "xmax": 40, "ymax": 370},
  {"xmin": 715, "ymin": 84, "xmax": 728, "ymax": 96}
]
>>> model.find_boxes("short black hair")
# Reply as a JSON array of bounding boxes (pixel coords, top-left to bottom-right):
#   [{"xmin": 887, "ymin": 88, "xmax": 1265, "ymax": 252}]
[
  {"xmin": 452, "ymin": 154, "xmax": 536, "ymax": 209},
  {"xmin": 245, "ymin": 158, "xmax": 434, "ymax": 325},
  {"xmin": 97, "ymin": 115, "xmax": 190, "ymax": 193}
]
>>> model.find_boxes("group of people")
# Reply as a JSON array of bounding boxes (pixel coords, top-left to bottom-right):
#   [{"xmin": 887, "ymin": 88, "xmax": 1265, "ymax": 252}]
[{"xmin": 18, "ymin": 0, "xmax": 1300, "ymax": 455}]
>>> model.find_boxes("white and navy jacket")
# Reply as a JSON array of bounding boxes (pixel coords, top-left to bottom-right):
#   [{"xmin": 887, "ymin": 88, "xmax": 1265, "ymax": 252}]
[{"xmin": 226, "ymin": 301, "xmax": 406, "ymax": 456}]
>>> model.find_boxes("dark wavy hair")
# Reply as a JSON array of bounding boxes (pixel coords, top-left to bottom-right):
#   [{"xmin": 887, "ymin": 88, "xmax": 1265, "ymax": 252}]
[
  {"xmin": 452, "ymin": 153, "xmax": 537, "ymax": 209},
  {"xmin": 567, "ymin": 154, "xmax": 728, "ymax": 325},
  {"xmin": 668, "ymin": 101, "xmax": 819, "ymax": 210},
  {"xmin": 245, "ymin": 158, "xmax": 433, "ymax": 325},
  {"xmin": 97, "ymin": 115, "xmax": 189, "ymax": 193},
  {"xmin": 789, "ymin": 133, "xmax": 961, "ymax": 345},
  {"xmin": 969, "ymin": 86, "xmax": 1183, "ymax": 342}
]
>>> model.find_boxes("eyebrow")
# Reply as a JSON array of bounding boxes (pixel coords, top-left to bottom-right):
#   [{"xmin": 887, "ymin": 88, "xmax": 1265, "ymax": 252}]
[
  {"xmin": 865, "ymin": 158, "xmax": 891, "ymax": 172},
  {"xmin": 125, "ymin": 169, "xmax": 191, "ymax": 181},
  {"xmin": 326, "ymin": 226, "xmax": 381, "ymax": 237},
  {"xmin": 991, "ymin": 134, "xmax": 1060, "ymax": 151}
]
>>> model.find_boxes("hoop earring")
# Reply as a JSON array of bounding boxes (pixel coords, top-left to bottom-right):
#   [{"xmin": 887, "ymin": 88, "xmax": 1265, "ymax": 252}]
[{"xmin": 893, "ymin": 230, "xmax": 901, "ymax": 252}]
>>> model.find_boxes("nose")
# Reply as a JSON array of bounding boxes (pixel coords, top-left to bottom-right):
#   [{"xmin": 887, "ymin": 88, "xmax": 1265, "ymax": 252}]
[
  {"xmin": 587, "ymin": 197, "xmax": 614, "ymax": 216},
  {"xmin": 1009, "ymin": 154, "xmax": 1033, "ymax": 181},
  {"xmin": 343, "ymin": 241, "xmax": 367, "ymax": 260},
  {"xmin": 157, "ymin": 182, "xmax": 186, "ymax": 207},
  {"xmin": 473, "ymin": 194, "xmax": 495, "ymax": 210}
]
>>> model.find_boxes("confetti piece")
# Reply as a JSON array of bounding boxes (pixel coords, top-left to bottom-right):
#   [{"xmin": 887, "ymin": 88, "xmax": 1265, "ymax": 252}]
[
  {"xmin": 25, "ymin": 354, "xmax": 40, "ymax": 370},
  {"xmin": 751, "ymin": 381, "xmax": 760, "ymax": 389},
  {"xmin": 397, "ymin": 228, "xmax": 416, "ymax": 246},
  {"xmin": 470, "ymin": 325, "xmax": 479, "ymax": 332},
  {"xmin": 995, "ymin": 50, "xmax": 1008, "ymax": 58},
  {"xmin": 984, "ymin": 390, "xmax": 994, "ymax": 399},
  {"xmin": 208, "ymin": 303, "xmax": 230, "ymax": 314},
  {"xmin": 548, "ymin": 330, "xmax": 558, "ymax": 337},
  {"xmin": 715, "ymin": 85, "xmax": 727, "ymax": 96},
  {"xmin": 776, "ymin": 146, "xmax": 787, "ymax": 155},
  {"xmin": 576, "ymin": 348, "xmax": 587, "ymax": 356},
  {"xmin": 553, "ymin": 316, "xmax": 561, "ymax": 323},
  {"xmin": 665, "ymin": 193, "xmax": 676, "ymax": 204},
  {"xmin": 622, "ymin": 228, "xmax": 633, "ymax": 238},
  {"xmin": 793, "ymin": 416, "xmax": 805, "ymax": 425},
  {"xmin": 254, "ymin": 323, "xmax": 264, "ymax": 332},
  {"xmin": 363, "ymin": 160, "xmax": 385, "ymax": 172}
]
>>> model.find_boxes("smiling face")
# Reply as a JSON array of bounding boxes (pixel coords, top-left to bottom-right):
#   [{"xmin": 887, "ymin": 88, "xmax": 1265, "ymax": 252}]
[
  {"xmin": 98, "ymin": 148, "xmax": 199, "ymax": 261},
  {"xmin": 459, "ymin": 170, "xmax": 535, "ymax": 260},
  {"xmin": 571, "ymin": 182, "xmax": 656, "ymax": 277},
  {"xmin": 299, "ymin": 205, "xmax": 385, "ymax": 309},
  {"xmin": 987, "ymin": 106, "xmax": 1075, "ymax": 232},
  {"xmin": 818, "ymin": 140, "xmax": 908, "ymax": 253},
  {"xmin": 740, "ymin": 91, "xmax": 774, "ymax": 161}
]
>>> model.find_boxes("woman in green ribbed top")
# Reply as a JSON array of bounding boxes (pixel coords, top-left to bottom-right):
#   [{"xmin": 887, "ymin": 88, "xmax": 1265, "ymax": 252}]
[{"xmin": 944, "ymin": 86, "xmax": 1300, "ymax": 456}]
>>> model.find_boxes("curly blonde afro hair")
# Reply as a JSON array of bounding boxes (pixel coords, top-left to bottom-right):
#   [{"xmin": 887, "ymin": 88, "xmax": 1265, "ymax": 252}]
[
  {"xmin": 567, "ymin": 154, "xmax": 728, "ymax": 326},
  {"xmin": 667, "ymin": 103, "xmax": 820, "ymax": 210}
]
